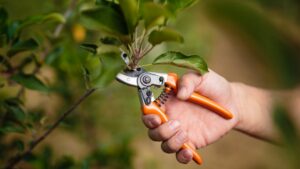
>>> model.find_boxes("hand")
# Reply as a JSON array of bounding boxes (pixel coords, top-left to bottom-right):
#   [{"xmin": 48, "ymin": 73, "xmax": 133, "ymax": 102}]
[{"xmin": 142, "ymin": 70, "xmax": 240, "ymax": 164}]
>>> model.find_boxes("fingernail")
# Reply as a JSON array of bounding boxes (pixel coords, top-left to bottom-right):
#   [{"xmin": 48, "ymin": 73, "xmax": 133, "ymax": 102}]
[
  {"xmin": 182, "ymin": 150, "xmax": 192, "ymax": 160},
  {"xmin": 177, "ymin": 87, "xmax": 187, "ymax": 100},
  {"xmin": 168, "ymin": 120, "xmax": 180, "ymax": 130}
]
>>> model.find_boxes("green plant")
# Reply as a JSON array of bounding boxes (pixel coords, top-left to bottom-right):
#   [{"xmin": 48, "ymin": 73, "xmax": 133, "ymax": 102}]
[
  {"xmin": 80, "ymin": 0, "xmax": 208, "ymax": 89},
  {"xmin": 0, "ymin": 0, "xmax": 208, "ymax": 168}
]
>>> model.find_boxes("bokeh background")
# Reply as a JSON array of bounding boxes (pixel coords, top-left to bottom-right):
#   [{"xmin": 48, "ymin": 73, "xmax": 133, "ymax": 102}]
[{"xmin": 1, "ymin": 0, "xmax": 299, "ymax": 169}]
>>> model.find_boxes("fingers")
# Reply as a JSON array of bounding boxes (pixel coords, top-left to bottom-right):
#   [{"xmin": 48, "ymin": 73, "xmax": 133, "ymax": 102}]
[
  {"xmin": 177, "ymin": 72, "xmax": 202, "ymax": 100},
  {"xmin": 142, "ymin": 115, "xmax": 194, "ymax": 164},
  {"xmin": 176, "ymin": 149, "xmax": 193, "ymax": 164},
  {"xmin": 161, "ymin": 130, "xmax": 188, "ymax": 153},
  {"xmin": 148, "ymin": 120, "xmax": 180, "ymax": 141},
  {"xmin": 142, "ymin": 114, "xmax": 161, "ymax": 129}
]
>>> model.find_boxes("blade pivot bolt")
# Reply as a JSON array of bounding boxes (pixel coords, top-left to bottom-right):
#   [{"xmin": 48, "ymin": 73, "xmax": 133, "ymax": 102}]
[{"xmin": 142, "ymin": 75, "xmax": 151, "ymax": 84}]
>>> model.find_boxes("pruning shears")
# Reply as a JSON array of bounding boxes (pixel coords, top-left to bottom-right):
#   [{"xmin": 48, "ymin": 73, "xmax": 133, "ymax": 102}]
[{"xmin": 116, "ymin": 53, "xmax": 233, "ymax": 165}]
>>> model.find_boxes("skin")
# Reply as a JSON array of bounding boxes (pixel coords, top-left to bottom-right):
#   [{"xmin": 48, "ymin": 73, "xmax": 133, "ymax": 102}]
[{"xmin": 142, "ymin": 70, "xmax": 280, "ymax": 164}]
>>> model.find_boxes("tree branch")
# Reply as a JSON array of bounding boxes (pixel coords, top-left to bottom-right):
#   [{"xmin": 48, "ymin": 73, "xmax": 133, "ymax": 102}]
[{"xmin": 4, "ymin": 88, "xmax": 96, "ymax": 169}]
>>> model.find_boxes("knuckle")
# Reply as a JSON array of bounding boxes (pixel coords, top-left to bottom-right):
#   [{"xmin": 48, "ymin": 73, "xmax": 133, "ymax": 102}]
[
  {"xmin": 165, "ymin": 140, "xmax": 180, "ymax": 153},
  {"xmin": 148, "ymin": 130, "xmax": 159, "ymax": 141},
  {"xmin": 157, "ymin": 128, "xmax": 168, "ymax": 140}
]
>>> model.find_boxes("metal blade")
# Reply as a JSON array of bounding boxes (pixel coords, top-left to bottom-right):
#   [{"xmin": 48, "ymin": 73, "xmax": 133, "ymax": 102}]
[{"xmin": 116, "ymin": 72, "xmax": 138, "ymax": 87}]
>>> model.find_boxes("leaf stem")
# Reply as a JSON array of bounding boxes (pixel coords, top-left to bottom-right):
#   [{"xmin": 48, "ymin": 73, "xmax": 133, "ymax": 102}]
[{"xmin": 140, "ymin": 63, "xmax": 154, "ymax": 68}]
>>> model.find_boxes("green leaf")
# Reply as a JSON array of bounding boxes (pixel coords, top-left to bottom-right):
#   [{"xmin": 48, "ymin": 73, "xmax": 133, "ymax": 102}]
[
  {"xmin": 148, "ymin": 28, "xmax": 184, "ymax": 46},
  {"xmin": 119, "ymin": 0, "xmax": 139, "ymax": 33},
  {"xmin": 0, "ymin": 55, "xmax": 12, "ymax": 70},
  {"xmin": 45, "ymin": 47, "xmax": 63, "ymax": 65},
  {"xmin": 0, "ymin": 122, "xmax": 25, "ymax": 133},
  {"xmin": 0, "ymin": 7, "xmax": 8, "ymax": 25},
  {"xmin": 100, "ymin": 37, "xmax": 121, "ymax": 46},
  {"xmin": 153, "ymin": 51, "xmax": 208, "ymax": 74},
  {"xmin": 8, "ymin": 105, "xmax": 26, "ymax": 121},
  {"xmin": 54, "ymin": 156, "xmax": 75, "ymax": 169},
  {"xmin": 273, "ymin": 105, "xmax": 299, "ymax": 144},
  {"xmin": 81, "ymin": 6, "xmax": 129, "ymax": 35},
  {"xmin": 18, "ymin": 13, "xmax": 65, "ymax": 32},
  {"xmin": 142, "ymin": 2, "xmax": 170, "ymax": 29},
  {"xmin": 273, "ymin": 105, "xmax": 300, "ymax": 168},
  {"xmin": 80, "ymin": 43, "xmax": 98, "ymax": 55},
  {"xmin": 0, "ymin": 34, "xmax": 7, "ymax": 47},
  {"xmin": 81, "ymin": 159, "xmax": 90, "ymax": 169},
  {"xmin": 92, "ymin": 52, "xmax": 124, "ymax": 88},
  {"xmin": 166, "ymin": 0, "xmax": 198, "ymax": 13},
  {"xmin": 7, "ymin": 21, "xmax": 21, "ymax": 42},
  {"xmin": 4, "ymin": 98, "xmax": 26, "ymax": 121},
  {"xmin": 11, "ymin": 73, "xmax": 48, "ymax": 92},
  {"xmin": 41, "ymin": 13, "xmax": 65, "ymax": 23},
  {"xmin": 95, "ymin": 0, "xmax": 111, "ymax": 6},
  {"xmin": 12, "ymin": 139, "xmax": 25, "ymax": 152},
  {"xmin": 7, "ymin": 38, "xmax": 39, "ymax": 57},
  {"xmin": 18, "ymin": 55, "xmax": 35, "ymax": 69}
]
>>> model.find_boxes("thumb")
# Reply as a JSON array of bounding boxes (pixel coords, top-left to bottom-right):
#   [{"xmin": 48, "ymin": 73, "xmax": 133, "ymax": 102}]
[{"xmin": 177, "ymin": 72, "xmax": 202, "ymax": 100}]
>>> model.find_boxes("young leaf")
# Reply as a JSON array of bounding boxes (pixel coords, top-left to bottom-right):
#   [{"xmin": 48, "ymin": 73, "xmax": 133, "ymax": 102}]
[
  {"xmin": 119, "ymin": 0, "xmax": 139, "ymax": 33},
  {"xmin": 166, "ymin": 0, "xmax": 198, "ymax": 13},
  {"xmin": 142, "ymin": 2, "xmax": 170, "ymax": 29},
  {"xmin": 41, "ymin": 13, "xmax": 65, "ymax": 23},
  {"xmin": 20, "ymin": 13, "xmax": 65, "ymax": 30},
  {"xmin": 80, "ymin": 43, "xmax": 98, "ymax": 55},
  {"xmin": 7, "ymin": 38, "xmax": 39, "ymax": 57},
  {"xmin": 100, "ymin": 37, "xmax": 121, "ymax": 46},
  {"xmin": 92, "ymin": 52, "xmax": 124, "ymax": 88},
  {"xmin": 81, "ymin": 6, "xmax": 128, "ymax": 35},
  {"xmin": 148, "ymin": 28, "xmax": 184, "ymax": 46},
  {"xmin": 153, "ymin": 51, "xmax": 208, "ymax": 74},
  {"xmin": 11, "ymin": 73, "xmax": 48, "ymax": 92}
]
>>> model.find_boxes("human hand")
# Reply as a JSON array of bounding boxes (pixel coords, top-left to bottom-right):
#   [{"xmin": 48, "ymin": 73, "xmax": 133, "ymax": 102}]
[{"xmin": 142, "ymin": 70, "xmax": 240, "ymax": 164}]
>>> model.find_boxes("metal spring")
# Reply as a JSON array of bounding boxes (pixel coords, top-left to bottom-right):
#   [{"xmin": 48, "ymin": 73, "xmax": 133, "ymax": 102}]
[{"xmin": 154, "ymin": 86, "xmax": 174, "ymax": 107}]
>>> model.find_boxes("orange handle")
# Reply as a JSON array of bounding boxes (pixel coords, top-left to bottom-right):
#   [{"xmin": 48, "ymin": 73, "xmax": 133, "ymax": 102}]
[
  {"xmin": 188, "ymin": 93, "xmax": 233, "ymax": 119},
  {"xmin": 166, "ymin": 73, "xmax": 233, "ymax": 119},
  {"xmin": 142, "ymin": 102, "xmax": 203, "ymax": 165}
]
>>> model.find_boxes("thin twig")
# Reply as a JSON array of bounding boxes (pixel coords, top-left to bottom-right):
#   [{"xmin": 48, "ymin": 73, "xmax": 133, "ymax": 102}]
[
  {"xmin": 53, "ymin": 0, "xmax": 77, "ymax": 38},
  {"xmin": 4, "ymin": 88, "xmax": 96, "ymax": 169}
]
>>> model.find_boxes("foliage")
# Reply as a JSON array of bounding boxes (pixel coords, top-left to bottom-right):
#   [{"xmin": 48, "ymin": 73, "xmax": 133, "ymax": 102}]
[
  {"xmin": 1, "ymin": 0, "xmax": 300, "ymax": 169},
  {"xmin": 0, "ymin": 0, "xmax": 206, "ymax": 168},
  {"xmin": 80, "ymin": 0, "xmax": 208, "ymax": 74}
]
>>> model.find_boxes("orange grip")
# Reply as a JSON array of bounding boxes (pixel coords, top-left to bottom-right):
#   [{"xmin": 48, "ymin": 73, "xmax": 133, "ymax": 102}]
[
  {"xmin": 142, "ymin": 102, "xmax": 203, "ymax": 165},
  {"xmin": 188, "ymin": 93, "xmax": 233, "ymax": 119},
  {"xmin": 166, "ymin": 73, "xmax": 233, "ymax": 120}
]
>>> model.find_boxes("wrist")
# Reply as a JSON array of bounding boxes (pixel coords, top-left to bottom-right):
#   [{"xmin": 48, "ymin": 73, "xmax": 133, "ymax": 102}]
[
  {"xmin": 230, "ymin": 82, "xmax": 247, "ymax": 131},
  {"xmin": 230, "ymin": 82, "xmax": 277, "ymax": 141}
]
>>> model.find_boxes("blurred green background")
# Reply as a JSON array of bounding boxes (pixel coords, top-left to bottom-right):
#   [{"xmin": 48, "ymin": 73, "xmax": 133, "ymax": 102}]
[{"xmin": 0, "ymin": 0, "xmax": 299, "ymax": 169}]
